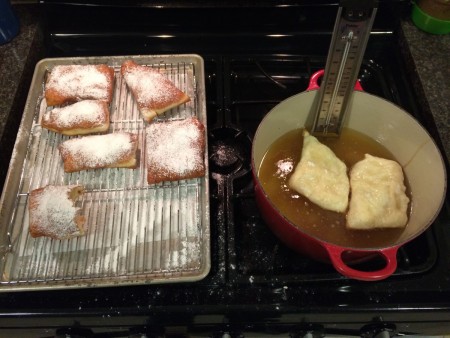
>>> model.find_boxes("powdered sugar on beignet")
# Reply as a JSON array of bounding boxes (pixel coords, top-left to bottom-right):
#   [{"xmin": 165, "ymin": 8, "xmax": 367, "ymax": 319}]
[
  {"xmin": 45, "ymin": 64, "xmax": 114, "ymax": 106},
  {"xmin": 121, "ymin": 60, "xmax": 190, "ymax": 122},
  {"xmin": 59, "ymin": 132, "xmax": 138, "ymax": 173},
  {"xmin": 146, "ymin": 117, "xmax": 205, "ymax": 184},
  {"xmin": 41, "ymin": 100, "xmax": 110, "ymax": 136},
  {"xmin": 29, "ymin": 185, "xmax": 86, "ymax": 240}
]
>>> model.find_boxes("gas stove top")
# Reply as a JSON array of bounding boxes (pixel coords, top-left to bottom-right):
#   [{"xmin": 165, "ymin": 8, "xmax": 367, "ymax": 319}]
[
  {"xmin": 0, "ymin": 0, "xmax": 449, "ymax": 336},
  {"xmin": 206, "ymin": 54, "xmax": 439, "ymax": 283}
]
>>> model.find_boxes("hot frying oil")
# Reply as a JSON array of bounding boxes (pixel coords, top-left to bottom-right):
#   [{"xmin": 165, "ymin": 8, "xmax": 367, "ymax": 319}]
[{"xmin": 258, "ymin": 128, "xmax": 407, "ymax": 248}]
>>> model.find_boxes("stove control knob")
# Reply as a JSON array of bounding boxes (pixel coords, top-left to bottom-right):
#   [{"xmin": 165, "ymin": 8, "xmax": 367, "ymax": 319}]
[
  {"xmin": 290, "ymin": 323, "xmax": 325, "ymax": 338},
  {"xmin": 129, "ymin": 325, "xmax": 165, "ymax": 338},
  {"xmin": 55, "ymin": 327, "xmax": 94, "ymax": 338},
  {"xmin": 360, "ymin": 321, "xmax": 397, "ymax": 338},
  {"xmin": 212, "ymin": 332, "xmax": 243, "ymax": 338}
]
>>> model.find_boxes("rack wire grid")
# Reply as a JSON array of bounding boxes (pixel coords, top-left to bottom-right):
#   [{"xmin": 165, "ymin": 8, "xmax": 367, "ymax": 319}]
[{"xmin": 0, "ymin": 55, "xmax": 210, "ymax": 291}]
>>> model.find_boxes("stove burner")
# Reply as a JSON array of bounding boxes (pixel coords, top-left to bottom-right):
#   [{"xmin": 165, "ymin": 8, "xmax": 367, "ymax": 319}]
[{"xmin": 209, "ymin": 127, "xmax": 252, "ymax": 175}]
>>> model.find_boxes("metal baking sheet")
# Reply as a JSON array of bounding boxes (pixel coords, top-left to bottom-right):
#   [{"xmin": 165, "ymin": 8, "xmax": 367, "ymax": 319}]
[{"xmin": 0, "ymin": 54, "xmax": 210, "ymax": 291}]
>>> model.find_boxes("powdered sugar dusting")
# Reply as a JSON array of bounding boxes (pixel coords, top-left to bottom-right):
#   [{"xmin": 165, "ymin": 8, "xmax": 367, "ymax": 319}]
[
  {"xmin": 123, "ymin": 66, "xmax": 182, "ymax": 107},
  {"xmin": 59, "ymin": 132, "xmax": 136, "ymax": 169},
  {"xmin": 46, "ymin": 65, "xmax": 113, "ymax": 103},
  {"xmin": 7, "ymin": 57, "xmax": 208, "ymax": 287},
  {"xmin": 166, "ymin": 239, "xmax": 200, "ymax": 269},
  {"xmin": 29, "ymin": 185, "xmax": 82, "ymax": 240},
  {"xmin": 43, "ymin": 100, "xmax": 106, "ymax": 128},
  {"xmin": 146, "ymin": 118, "xmax": 204, "ymax": 178}
]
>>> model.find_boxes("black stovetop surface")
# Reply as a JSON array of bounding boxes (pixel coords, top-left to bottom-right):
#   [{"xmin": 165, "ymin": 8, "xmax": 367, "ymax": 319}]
[{"xmin": 0, "ymin": 0, "xmax": 449, "ymax": 334}]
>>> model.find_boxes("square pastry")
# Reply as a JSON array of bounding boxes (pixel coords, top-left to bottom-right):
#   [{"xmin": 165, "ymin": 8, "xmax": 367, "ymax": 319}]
[
  {"xmin": 59, "ymin": 132, "xmax": 139, "ymax": 173},
  {"xmin": 146, "ymin": 117, "xmax": 205, "ymax": 184},
  {"xmin": 29, "ymin": 185, "xmax": 86, "ymax": 240},
  {"xmin": 45, "ymin": 64, "xmax": 115, "ymax": 106},
  {"xmin": 41, "ymin": 100, "xmax": 110, "ymax": 136}
]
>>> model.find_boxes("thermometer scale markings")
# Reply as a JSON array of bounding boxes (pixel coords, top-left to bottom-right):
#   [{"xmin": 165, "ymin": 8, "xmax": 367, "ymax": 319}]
[
  {"xmin": 322, "ymin": 30, "xmax": 355, "ymax": 131},
  {"xmin": 311, "ymin": 0, "xmax": 378, "ymax": 137}
]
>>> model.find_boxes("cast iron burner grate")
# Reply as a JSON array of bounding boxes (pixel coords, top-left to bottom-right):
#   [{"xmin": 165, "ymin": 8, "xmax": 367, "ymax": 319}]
[
  {"xmin": 205, "ymin": 54, "xmax": 438, "ymax": 285},
  {"xmin": 209, "ymin": 128, "xmax": 251, "ymax": 176}
]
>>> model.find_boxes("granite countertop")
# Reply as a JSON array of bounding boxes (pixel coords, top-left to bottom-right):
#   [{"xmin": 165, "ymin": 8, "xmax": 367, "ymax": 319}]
[
  {"xmin": 400, "ymin": 20, "xmax": 450, "ymax": 164},
  {"xmin": 0, "ymin": 4, "xmax": 44, "ymax": 192},
  {"xmin": 0, "ymin": 5, "xmax": 448, "ymax": 192}
]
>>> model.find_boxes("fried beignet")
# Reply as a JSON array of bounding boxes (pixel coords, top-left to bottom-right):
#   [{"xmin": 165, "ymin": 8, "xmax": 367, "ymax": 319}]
[
  {"xmin": 45, "ymin": 64, "xmax": 114, "ymax": 106},
  {"xmin": 288, "ymin": 130, "xmax": 350, "ymax": 213},
  {"xmin": 347, "ymin": 154, "xmax": 410, "ymax": 230},
  {"xmin": 29, "ymin": 185, "xmax": 86, "ymax": 240},
  {"xmin": 59, "ymin": 132, "xmax": 138, "ymax": 173},
  {"xmin": 146, "ymin": 117, "xmax": 205, "ymax": 184},
  {"xmin": 41, "ymin": 100, "xmax": 110, "ymax": 136},
  {"xmin": 121, "ymin": 60, "xmax": 190, "ymax": 123}
]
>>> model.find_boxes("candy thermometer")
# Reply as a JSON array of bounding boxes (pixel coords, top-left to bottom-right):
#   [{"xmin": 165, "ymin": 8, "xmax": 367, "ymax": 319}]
[{"xmin": 310, "ymin": 0, "xmax": 378, "ymax": 137}]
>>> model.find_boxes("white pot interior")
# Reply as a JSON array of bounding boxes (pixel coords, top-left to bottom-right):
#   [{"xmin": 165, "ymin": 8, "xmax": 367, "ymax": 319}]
[{"xmin": 253, "ymin": 90, "xmax": 447, "ymax": 246}]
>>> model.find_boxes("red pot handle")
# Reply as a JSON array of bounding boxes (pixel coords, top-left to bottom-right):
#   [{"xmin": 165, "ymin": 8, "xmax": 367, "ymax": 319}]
[
  {"xmin": 324, "ymin": 243, "xmax": 400, "ymax": 281},
  {"xmin": 307, "ymin": 69, "xmax": 364, "ymax": 91}
]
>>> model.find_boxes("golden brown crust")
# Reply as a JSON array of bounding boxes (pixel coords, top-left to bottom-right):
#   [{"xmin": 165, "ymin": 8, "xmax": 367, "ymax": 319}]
[
  {"xmin": 41, "ymin": 100, "xmax": 110, "ymax": 136},
  {"xmin": 29, "ymin": 185, "xmax": 86, "ymax": 240},
  {"xmin": 120, "ymin": 60, "xmax": 190, "ymax": 122},
  {"xmin": 146, "ymin": 117, "xmax": 205, "ymax": 184},
  {"xmin": 45, "ymin": 64, "xmax": 115, "ymax": 106},
  {"xmin": 58, "ymin": 132, "xmax": 139, "ymax": 173}
]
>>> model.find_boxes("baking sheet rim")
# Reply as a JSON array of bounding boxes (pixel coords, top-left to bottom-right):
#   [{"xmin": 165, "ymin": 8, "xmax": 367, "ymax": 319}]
[{"xmin": 0, "ymin": 54, "xmax": 210, "ymax": 292}]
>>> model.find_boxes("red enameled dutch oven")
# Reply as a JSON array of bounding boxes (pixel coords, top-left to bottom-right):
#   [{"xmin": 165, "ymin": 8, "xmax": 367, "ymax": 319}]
[{"xmin": 251, "ymin": 70, "xmax": 447, "ymax": 281}]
